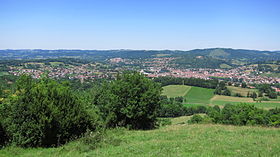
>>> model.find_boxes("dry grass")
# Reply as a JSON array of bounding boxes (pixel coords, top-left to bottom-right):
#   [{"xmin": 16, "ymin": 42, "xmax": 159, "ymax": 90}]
[
  {"xmin": 227, "ymin": 86, "xmax": 257, "ymax": 97},
  {"xmin": 210, "ymin": 95, "xmax": 254, "ymax": 103}
]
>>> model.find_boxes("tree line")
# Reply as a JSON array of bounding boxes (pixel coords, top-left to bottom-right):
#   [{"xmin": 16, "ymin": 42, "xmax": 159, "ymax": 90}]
[{"xmin": 153, "ymin": 76, "xmax": 219, "ymax": 88}]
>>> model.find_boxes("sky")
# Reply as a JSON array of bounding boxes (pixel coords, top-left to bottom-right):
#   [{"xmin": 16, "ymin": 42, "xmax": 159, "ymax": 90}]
[{"xmin": 0, "ymin": 0, "xmax": 279, "ymax": 50}]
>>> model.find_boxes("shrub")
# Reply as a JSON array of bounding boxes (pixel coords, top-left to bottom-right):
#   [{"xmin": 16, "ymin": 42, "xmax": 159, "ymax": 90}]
[
  {"xmin": 183, "ymin": 105, "xmax": 208, "ymax": 116},
  {"xmin": 188, "ymin": 114, "xmax": 204, "ymax": 124},
  {"xmin": 156, "ymin": 118, "xmax": 172, "ymax": 127},
  {"xmin": 93, "ymin": 72, "xmax": 162, "ymax": 130},
  {"xmin": 0, "ymin": 121, "xmax": 7, "ymax": 147},
  {"xmin": 209, "ymin": 104, "xmax": 269, "ymax": 126},
  {"xmin": 268, "ymin": 108, "xmax": 280, "ymax": 127},
  {"xmin": 0, "ymin": 75, "xmax": 94, "ymax": 147}
]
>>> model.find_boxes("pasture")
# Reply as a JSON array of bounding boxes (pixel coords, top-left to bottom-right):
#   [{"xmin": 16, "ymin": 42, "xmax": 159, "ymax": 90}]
[
  {"xmin": 184, "ymin": 86, "xmax": 215, "ymax": 105},
  {"xmin": 226, "ymin": 86, "xmax": 257, "ymax": 97},
  {"xmin": 1, "ymin": 116, "xmax": 280, "ymax": 157},
  {"xmin": 162, "ymin": 85, "xmax": 280, "ymax": 109},
  {"xmin": 162, "ymin": 85, "xmax": 191, "ymax": 98},
  {"xmin": 162, "ymin": 85, "xmax": 215, "ymax": 105},
  {"xmin": 210, "ymin": 95, "xmax": 280, "ymax": 109}
]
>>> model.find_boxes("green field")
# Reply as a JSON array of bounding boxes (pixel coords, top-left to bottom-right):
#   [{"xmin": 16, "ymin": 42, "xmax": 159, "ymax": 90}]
[
  {"xmin": 184, "ymin": 87, "xmax": 215, "ymax": 105},
  {"xmin": 162, "ymin": 85, "xmax": 191, "ymax": 98},
  {"xmin": 1, "ymin": 116, "xmax": 280, "ymax": 157},
  {"xmin": 162, "ymin": 85, "xmax": 280, "ymax": 108},
  {"xmin": 211, "ymin": 100, "xmax": 280, "ymax": 109},
  {"xmin": 162, "ymin": 85, "xmax": 215, "ymax": 105},
  {"xmin": 210, "ymin": 95, "xmax": 280, "ymax": 109},
  {"xmin": 227, "ymin": 86, "xmax": 257, "ymax": 97},
  {"xmin": 50, "ymin": 62, "xmax": 65, "ymax": 66},
  {"xmin": 0, "ymin": 72, "xmax": 9, "ymax": 76}
]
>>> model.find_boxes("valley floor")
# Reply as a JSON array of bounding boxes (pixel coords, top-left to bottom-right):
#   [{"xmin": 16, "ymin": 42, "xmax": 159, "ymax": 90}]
[{"xmin": 1, "ymin": 116, "xmax": 280, "ymax": 157}]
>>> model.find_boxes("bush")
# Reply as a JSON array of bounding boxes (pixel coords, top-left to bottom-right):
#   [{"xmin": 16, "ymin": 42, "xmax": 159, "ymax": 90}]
[
  {"xmin": 0, "ymin": 121, "xmax": 7, "ymax": 147},
  {"xmin": 183, "ymin": 105, "xmax": 208, "ymax": 116},
  {"xmin": 188, "ymin": 114, "xmax": 204, "ymax": 124},
  {"xmin": 207, "ymin": 104, "xmax": 270, "ymax": 126},
  {"xmin": 0, "ymin": 75, "xmax": 94, "ymax": 147},
  {"xmin": 268, "ymin": 108, "xmax": 280, "ymax": 127},
  {"xmin": 156, "ymin": 118, "xmax": 172, "ymax": 127},
  {"xmin": 158, "ymin": 96, "xmax": 186, "ymax": 117},
  {"xmin": 93, "ymin": 72, "xmax": 162, "ymax": 130}
]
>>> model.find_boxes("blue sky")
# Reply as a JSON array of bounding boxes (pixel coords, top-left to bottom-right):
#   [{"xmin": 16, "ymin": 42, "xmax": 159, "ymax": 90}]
[{"xmin": 0, "ymin": 0, "xmax": 279, "ymax": 50}]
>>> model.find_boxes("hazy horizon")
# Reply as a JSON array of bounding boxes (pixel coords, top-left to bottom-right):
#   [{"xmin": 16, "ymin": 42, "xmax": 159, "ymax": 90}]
[
  {"xmin": 1, "ymin": 0, "xmax": 279, "ymax": 51},
  {"xmin": 0, "ymin": 47, "xmax": 279, "ymax": 52}
]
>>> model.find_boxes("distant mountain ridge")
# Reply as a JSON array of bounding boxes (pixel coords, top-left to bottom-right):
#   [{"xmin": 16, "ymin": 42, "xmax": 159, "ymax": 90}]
[{"xmin": 1, "ymin": 48, "xmax": 280, "ymax": 68}]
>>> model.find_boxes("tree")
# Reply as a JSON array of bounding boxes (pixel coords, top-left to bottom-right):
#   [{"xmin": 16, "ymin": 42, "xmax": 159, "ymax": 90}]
[
  {"xmin": 251, "ymin": 92, "xmax": 257, "ymax": 100},
  {"xmin": 93, "ymin": 72, "xmax": 162, "ymax": 129},
  {"xmin": 174, "ymin": 96, "xmax": 184, "ymax": 103},
  {"xmin": 258, "ymin": 91, "xmax": 263, "ymax": 97},
  {"xmin": 222, "ymin": 88, "xmax": 231, "ymax": 96},
  {"xmin": 247, "ymin": 92, "xmax": 250, "ymax": 98},
  {"xmin": 219, "ymin": 81, "xmax": 226, "ymax": 90},
  {"xmin": 214, "ymin": 87, "xmax": 222, "ymax": 95},
  {"xmin": 241, "ymin": 82, "xmax": 247, "ymax": 88},
  {"xmin": 0, "ymin": 75, "xmax": 93, "ymax": 147},
  {"xmin": 234, "ymin": 83, "xmax": 240, "ymax": 87},
  {"xmin": 268, "ymin": 92, "xmax": 277, "ymax": 99}
]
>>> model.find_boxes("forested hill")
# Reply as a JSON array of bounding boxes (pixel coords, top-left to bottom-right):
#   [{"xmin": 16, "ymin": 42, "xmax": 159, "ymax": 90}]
[{"xmin": 1, "ymin": 48, "xmax": 280, "ymax": 68}]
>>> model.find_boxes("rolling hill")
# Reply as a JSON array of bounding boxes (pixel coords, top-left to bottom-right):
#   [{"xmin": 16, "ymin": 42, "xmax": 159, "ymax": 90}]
[
  {"xmin": 1, "ymin": 116, "xmax": 279, "ymax": 157},
  {"xmin": 162, "ymin": 85, "xmax": 280, "ymax": 109},
  {"xmin": 2, "ymin": 48, "xmax": 280, "ymax": 68},
  {"xmin": 162, "ymin": 85, "xmax": 215, "ymax": 105}
]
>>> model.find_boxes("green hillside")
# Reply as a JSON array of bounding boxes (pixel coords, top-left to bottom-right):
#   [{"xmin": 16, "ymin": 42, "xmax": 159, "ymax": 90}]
[
  {"xmin": 1, "ymin": 116, "xmax": 280, "ymax": 157},
  {"xmin": 162, "ymin": 85, "xmax": 191, "ymax": 98},
  {"xmin": 184, "ymin": 87, "xmax": 215, "ymax": 105},
  {"xmin": 227, "ymin": 86, "xmax": 257, "ymax": 97},
  {"xmin": 162, "ymin": 85, "xmax": 215, "ymax": 105},
  {"xmin": 162, "ymin": 85, "xmax": 280, "ymax": 109}
]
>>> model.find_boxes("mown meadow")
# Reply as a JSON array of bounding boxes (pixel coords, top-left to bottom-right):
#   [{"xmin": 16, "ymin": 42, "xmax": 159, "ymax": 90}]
[{"xmin": 162, "ymin": 84, "xmax": 280, "ymax": 109}]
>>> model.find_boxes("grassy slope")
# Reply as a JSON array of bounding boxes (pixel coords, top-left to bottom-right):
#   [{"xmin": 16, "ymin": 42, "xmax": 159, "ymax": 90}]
[
  {"xmin": 1, "ymin": 116, "xmax": 280, "ymax": 157},
  {"xmin": 0, "ymin": 72, "xmax": 9, "ymax": 76},
  {"xmin": 227, "ymin": 86, "xmax": 257, "ymax": 97},
  {"xmin": 211, "ymin": 95, "xmax": 280, "ymax": 109},
  {"xmin": 184, "ymin": 86, "xmax": 214, "ymax": 105},
  {"xmin": 162, "ymin": 85, "xmax": 280, "ymax": 108},
  {"xmin": 162, "ymin": 85, "xmax": 191, "ymax": 98}
]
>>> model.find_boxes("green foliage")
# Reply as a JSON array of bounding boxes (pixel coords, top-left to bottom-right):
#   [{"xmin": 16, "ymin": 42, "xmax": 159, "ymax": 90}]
[
  {"xmin": 251, "ymin": 92, "xmax": 257, "ymax": 99},
  {"xmin": 268, "ymin": 108, "xmax": 280, "ymax": 127},
  {"xmin": 188, "ymin": 115, "xmax": 204, "ymax": 124},
  {"xmin": 158, "ymin": 95, "xmax": 208, "ymax": 117},
  {"xmin": 92, "ymin": 72, "xmax": 162, "ymax": 129},
  {"xmin": 0, "ymin": 75, "xmax": 94, "ymax": 147},
  {"xmin": 154, "ymin": 76, "xmax": 218, "ymax": 89},
  {"xmin": 268, "ymin": 92, "xmax": 277, "ymax": 99},
  {"xmin": 234, "ymin": 93, "xmax": 242, "ymax": 97},
  {"xmin": 156, "ymin": 118, "xmax": 172, "ymax": 127},
  {"xmin": 0, "ymin": 121, "xmax": 7, "ymax": 147},
  {"xmin": 222, "ymin": 88, "xmax": 231, "ymax": 96},
  {"xmin": 215, "ymin": 86, "xmax": 231, "ymax": 96},
  {"xmin": 241, "ymin": 82, "xmax": 247, "ymax": 88},
  {"xmin": 206, "ymin": 104, "xmax": 280, "ymax": 126}
]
